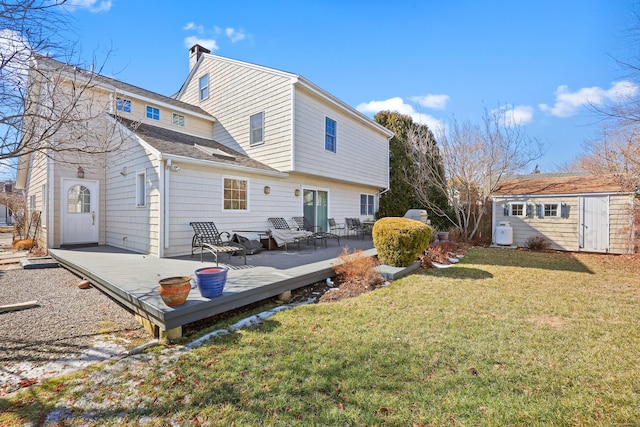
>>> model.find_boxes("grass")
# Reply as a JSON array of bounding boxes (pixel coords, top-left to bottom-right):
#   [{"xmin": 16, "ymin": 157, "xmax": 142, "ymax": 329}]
[{"xmin": 1, "ymin": 248, "xmax": 640, "ymax": 425}]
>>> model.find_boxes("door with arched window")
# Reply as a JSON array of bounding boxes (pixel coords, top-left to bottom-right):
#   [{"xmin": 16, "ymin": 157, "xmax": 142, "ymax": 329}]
[{"xmin": 61, "ymin": 179, "xmax": 99, "ymax": 245}]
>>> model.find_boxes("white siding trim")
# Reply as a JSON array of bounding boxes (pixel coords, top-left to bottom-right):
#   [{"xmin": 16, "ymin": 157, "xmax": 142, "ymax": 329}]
[
  {"xmin": 290, "ymin": 82, "xmax": 296, "ymax": 171},
  {"xmin": 162, "ymin": 153, "xmax": 288, "ymax": 178}
]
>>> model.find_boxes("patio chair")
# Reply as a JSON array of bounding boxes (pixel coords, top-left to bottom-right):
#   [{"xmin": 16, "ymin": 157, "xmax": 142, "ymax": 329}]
[
  {"xmin": 328, "ymin": 218, "xmax": 346, "ymax": 237},
  {"xmin": 267, "ymin": 217, "xmax": 316, "ymax": 250},
  {"xmin": 345, "ymin": 217, "xmax": 367, "ymax": 239},
  {"xmin": 292, "ymin": 216, "xmax": 339, "ymax": 246},
  {"xmin": 189, "ymin": 221, "xmax": 246, "ymax": 265}
]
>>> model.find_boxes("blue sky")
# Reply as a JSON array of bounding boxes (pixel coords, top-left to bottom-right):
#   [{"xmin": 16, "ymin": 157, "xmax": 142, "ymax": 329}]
[{"xmin": 64, "ymin": 0, "xmax": 638, "ymax": 172}]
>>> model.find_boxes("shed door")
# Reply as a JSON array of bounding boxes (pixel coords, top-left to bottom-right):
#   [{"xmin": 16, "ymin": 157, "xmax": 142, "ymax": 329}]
[
  {"xmin": 61, "ymin": 179, "xmax": 99, "ymax": 245},
  {"xmin": 579, "ymin": 196, "xmax": 609, "ymax": 252}
]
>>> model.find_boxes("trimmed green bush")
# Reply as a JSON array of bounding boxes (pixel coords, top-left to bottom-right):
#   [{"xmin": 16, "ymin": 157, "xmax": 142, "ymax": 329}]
[{"xmin": 372, "ymin": 217, "xmax": 432, "ymax": 267}]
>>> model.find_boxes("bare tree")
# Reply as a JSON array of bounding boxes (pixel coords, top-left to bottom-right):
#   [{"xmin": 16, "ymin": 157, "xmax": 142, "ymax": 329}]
[
  {"xmin": 2, "ymin": 0, "xmax": 125, "ymax": 177},
  {"xmin": 406, "ymin": 106, "xmax": 544, "ymax": 241}
]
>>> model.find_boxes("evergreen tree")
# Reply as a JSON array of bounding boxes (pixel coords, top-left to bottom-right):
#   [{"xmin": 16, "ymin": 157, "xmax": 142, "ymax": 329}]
[{"xmin": 374, "ymin": 111, "xmax": 452, "ymax": 229}]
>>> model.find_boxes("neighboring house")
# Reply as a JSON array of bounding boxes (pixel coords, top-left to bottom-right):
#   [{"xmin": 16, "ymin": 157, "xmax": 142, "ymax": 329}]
[
  {"xmin": 0, "ymin": 181, "xmax": 15, "ymax": 225},
  {"xmin": 16, "ymin": 45, "xmax": 393, "ymax": 256},
  {"xmin": 492, "ymin": 173, "xmax": 637, "ymax": 254}
]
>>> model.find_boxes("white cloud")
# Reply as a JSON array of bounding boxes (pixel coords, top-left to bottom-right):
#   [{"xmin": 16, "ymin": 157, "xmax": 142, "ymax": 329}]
[
  {"xmin": 225, "ymin": 28, "xmax": 246, "ymax": 43},
  {"xmin": 183, "ymin": 22, "xmax": 205, "ymax": 34},
  {"xmin": 409, "ymin": 94, "xmax": 450, "ymax": 110},
  {"xmin": 497, "ymin": 105, "xmax": 534, "ymax": 125},
  {"xmin": 66, "ymin": 0, "xmax": 112, "ymax": 12},
  {"xmin": 356, "ymin": 97, "xmax": 444, "ymax": 129},
  {"xmin": 183, "ymin": 36, "xmax": 219, "ymax": 52},
  {"xmin": 540, "ymin": 81, "xmax": 640, "ymax": 117}
]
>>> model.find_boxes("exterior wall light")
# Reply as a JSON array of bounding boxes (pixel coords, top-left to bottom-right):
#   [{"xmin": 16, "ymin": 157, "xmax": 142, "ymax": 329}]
[
  {"xmin": 264, "ymin": 186, "xmax": 271, "ymax": 195},
  {"xmin": 294, "ymin": 188, "xmax": 301, "ymax": 197},
  {"xmin": 77, "ymin": 166, "xmax": 84, "ymax": 179}
]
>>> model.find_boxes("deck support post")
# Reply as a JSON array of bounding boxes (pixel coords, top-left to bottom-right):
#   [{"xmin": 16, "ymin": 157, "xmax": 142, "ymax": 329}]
[
  {"xmin": 277, "ymin": 290, "xmax": 292, "ymax": 303},
  {"xmin": 160, "ymin": 326, "xmax": 183, "ymax": 343}
]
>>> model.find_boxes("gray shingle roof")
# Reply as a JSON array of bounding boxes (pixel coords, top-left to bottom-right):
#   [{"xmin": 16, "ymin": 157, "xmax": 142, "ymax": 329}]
[
  {"xmin": 117, "ymin": 117, "xmax": 279, "ymax": 174},
  {"xmin": 35, "ymin": 54, "xmax": 211, "ymax": 117}
]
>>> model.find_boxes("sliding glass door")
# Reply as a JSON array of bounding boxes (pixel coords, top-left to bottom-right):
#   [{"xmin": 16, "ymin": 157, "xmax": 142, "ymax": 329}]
[{"xmin": 303, "ymin": 189, "xmax": 328, "ymax": 232}]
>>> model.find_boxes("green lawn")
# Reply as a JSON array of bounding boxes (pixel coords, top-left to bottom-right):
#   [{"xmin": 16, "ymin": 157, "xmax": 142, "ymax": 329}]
[{"xmin": 2, "ymin": 248, "xmax": 640, "ymax": 426}]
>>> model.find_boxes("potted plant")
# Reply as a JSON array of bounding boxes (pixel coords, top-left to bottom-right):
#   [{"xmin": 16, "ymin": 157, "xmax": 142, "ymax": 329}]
[
  {"xmin": 158, "ymin": 276, "xmax": 192, "ymax": 306},
  {"xmin": 195, "ymin": 266, "xmax": 228, "ymax": 298}
]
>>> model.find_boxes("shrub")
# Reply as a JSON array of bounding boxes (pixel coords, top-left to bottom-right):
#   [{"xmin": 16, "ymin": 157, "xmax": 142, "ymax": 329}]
[
  {"xmin": 525, "ymin": 235, "xmax": 551, "ymax": 251},
  {"xmin": 12, "ymin": 239, "xmax": 33, "ymax": 250},
  {"xmin": 333, "ymin": 248, "xmax": 382, "ymax": 285},
  {"xmin": 372, "ymin": 217, "xmax": 432, "ymax": 267}
]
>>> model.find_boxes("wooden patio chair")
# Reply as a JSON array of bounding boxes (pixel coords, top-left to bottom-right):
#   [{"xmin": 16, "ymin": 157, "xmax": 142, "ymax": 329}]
[
  {"xmin": 292, "ymin": 216, "xmax": 339, "ymax": 246},
  {"xmin": 267, "ymin": 217, "xmax": 316, "ymax": 250},
  {"xmin": 189, "ymin": 221, "xmax": 246, "ymax": 265}
]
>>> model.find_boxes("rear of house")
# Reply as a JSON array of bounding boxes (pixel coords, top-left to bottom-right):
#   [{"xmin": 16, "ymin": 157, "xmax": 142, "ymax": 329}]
[{"xmin": 492, "ymin": 174, "xmax": 636, "ymax": 254}]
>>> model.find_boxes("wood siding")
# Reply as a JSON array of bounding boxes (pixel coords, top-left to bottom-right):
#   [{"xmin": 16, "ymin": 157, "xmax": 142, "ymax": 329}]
[
  {"xmin": 494, "ymin": 194, "xmax": 634, "ymax": 254},
  {"xmin": 105, "ymin": 135, "xmax": 160, "ymax": 255},
  {"xmin": 178, "ymin": 57, "xmax": 294, "ymax": 169},
  {"xmin": 294, "ymin": 86, "xmax": 389, "ymax": 188},
  {"xmin": 162, "ymin": 167, "xmax": 380, "ymax": 258}
]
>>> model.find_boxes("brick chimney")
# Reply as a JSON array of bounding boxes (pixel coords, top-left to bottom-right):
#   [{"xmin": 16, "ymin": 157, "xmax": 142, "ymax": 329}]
[{"xmin": 189, "ymin": 44, "xmax": 211, "ymax": 71}]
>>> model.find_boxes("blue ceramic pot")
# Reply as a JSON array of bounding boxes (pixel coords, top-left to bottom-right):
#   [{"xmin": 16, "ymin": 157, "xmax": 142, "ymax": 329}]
[{"xmin": 195, "ymin": 266, "xmax": 228, "ymax": 298}]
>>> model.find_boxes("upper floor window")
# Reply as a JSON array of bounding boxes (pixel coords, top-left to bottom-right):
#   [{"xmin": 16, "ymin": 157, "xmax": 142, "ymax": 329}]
[
  {"xmin": 360, "ymin": 194, "xmax": 374, "ymax": 216},
  {"xmin": 223, "ymin": 178, "xmax": 247, "ymax": 211},
  {"xmin": 172, "ymin": 113, "xmax": 185, "ymax": 127},
  {"xmin": 146, "ymin": 106, "xmax": 160, "ymax": 121},
  {"xmin": 199, "ymin": 74, "xmax": 209, "ymax": 101},
  {"xmin": 116, "ymin": 97, "xmax": 131, "ymax": 113},
  {"xmin": 325, "ymin": 117, "xmax": 337, "ymax": 153},
  {"xmin": 250, "ymin": 112, "xmax": 264, "ymax": 146}
]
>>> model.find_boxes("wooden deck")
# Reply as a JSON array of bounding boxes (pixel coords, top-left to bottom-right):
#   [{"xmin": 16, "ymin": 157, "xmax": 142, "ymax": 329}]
[{"xmin": 49, "ymin": 238, "xmax": 375, "ymax": 340}]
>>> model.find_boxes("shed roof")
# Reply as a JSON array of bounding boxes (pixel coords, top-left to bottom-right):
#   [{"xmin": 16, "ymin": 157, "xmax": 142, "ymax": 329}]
[{"xmin": 493, "ymin": 174, "xmax": 633, "ymax": 196}]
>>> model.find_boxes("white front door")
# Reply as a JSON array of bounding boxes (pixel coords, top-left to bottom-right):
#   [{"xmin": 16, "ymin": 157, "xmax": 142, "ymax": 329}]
[
  {"xmin": 579, "ymin": 196, "xmax": 609, "ymax": 252},
  {"xmin": 61, "ymin": 179, "xmax": 99, "ymax": 245}
]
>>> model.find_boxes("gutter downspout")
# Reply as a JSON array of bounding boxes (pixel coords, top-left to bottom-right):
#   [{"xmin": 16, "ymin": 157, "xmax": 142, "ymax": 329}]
[{"xmin": 290, "ymin": 81, "xmax": 296, "ymax": 171}]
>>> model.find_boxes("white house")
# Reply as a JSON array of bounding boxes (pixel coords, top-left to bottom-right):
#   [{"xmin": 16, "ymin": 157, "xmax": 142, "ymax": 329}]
[
  {"xmin": 16, "ymin": 46, "xmax": 393, "ymax": 256},
  {"xmin": 492, "ymin": 173, "xmax": 636, "ymax": 254}
]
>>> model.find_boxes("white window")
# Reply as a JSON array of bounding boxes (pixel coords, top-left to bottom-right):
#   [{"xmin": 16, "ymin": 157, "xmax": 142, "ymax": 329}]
[
  {"xmin": 41, "ymin": 184, "xmax": 47, "ymax": 227},
  {"xmin": 250, "ymin": 112, "xmax": 264, "ymax": 146},
  {"xmin": 510, "ymin": 203, "xmax": 525, "ymax": 217},
  {"xmin": 199, "ymin": 74, "xmax": 209, "ymax": 101},
  {"xmin": 543, "ymin": 203, "xmax": 560, "ymax": 218},
  {"xmin": 67, "ymin": 185, "xmax": 91, "ymax": 213},
  {"xmin": 136, "ymin": 172, "xmax": 146, "ymax": 207},
  {"xmin": 146, "ymin": 106, "xmax": 160, "ymax": 121},
  {"xmin": 223, "ymin": 178, "xmax": 247, "ymax": 211},
  {"xmin": 325, "ymin": 117, "xmax": 337, "ymax": 153},
  {"xmin": 116, "ymin": 97, "xmax": 131, "ymax": 113},
  {"xmin": 360, "ymin": 194, "xmax": 375, "ymax": 216},
  {"xmin": 172, "ymin": 113, "xmax": 185, "ymax": 127}
]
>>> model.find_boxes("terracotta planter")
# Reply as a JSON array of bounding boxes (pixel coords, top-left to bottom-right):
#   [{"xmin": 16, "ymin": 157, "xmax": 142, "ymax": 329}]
[
  {"xmin": 195, "ymin": 266, "xmax": 228, "ymax": 298},
  {"xmin": 158, "ymin": 276, "xmax": 192, "ymax": 306}
]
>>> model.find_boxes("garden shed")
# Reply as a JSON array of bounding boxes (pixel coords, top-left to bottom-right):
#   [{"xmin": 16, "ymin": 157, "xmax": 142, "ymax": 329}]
[{"xmin": 492, "ymin": 173, "xmax": 637, "ymax": 254}]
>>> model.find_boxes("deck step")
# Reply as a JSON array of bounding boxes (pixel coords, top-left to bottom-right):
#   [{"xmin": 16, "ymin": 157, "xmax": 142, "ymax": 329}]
[{"xmin": 20, "ymin": 256, "xmax": 60, "ymax": 269}]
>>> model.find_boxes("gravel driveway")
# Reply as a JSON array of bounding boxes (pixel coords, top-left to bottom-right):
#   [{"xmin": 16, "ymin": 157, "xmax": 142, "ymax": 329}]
[{"xmin": 0, "ymin": 264, "xmax": 146, "ymax": 395}]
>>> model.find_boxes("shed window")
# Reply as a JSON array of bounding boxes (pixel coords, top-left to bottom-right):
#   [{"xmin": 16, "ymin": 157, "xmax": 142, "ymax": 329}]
[
  {"xmin": 544, "ymin": 203, "xmax": 560, "ymax": 218},
  {"xmin": 510, "ymin": 203, "xmax": 524, "ymax": 217}
]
